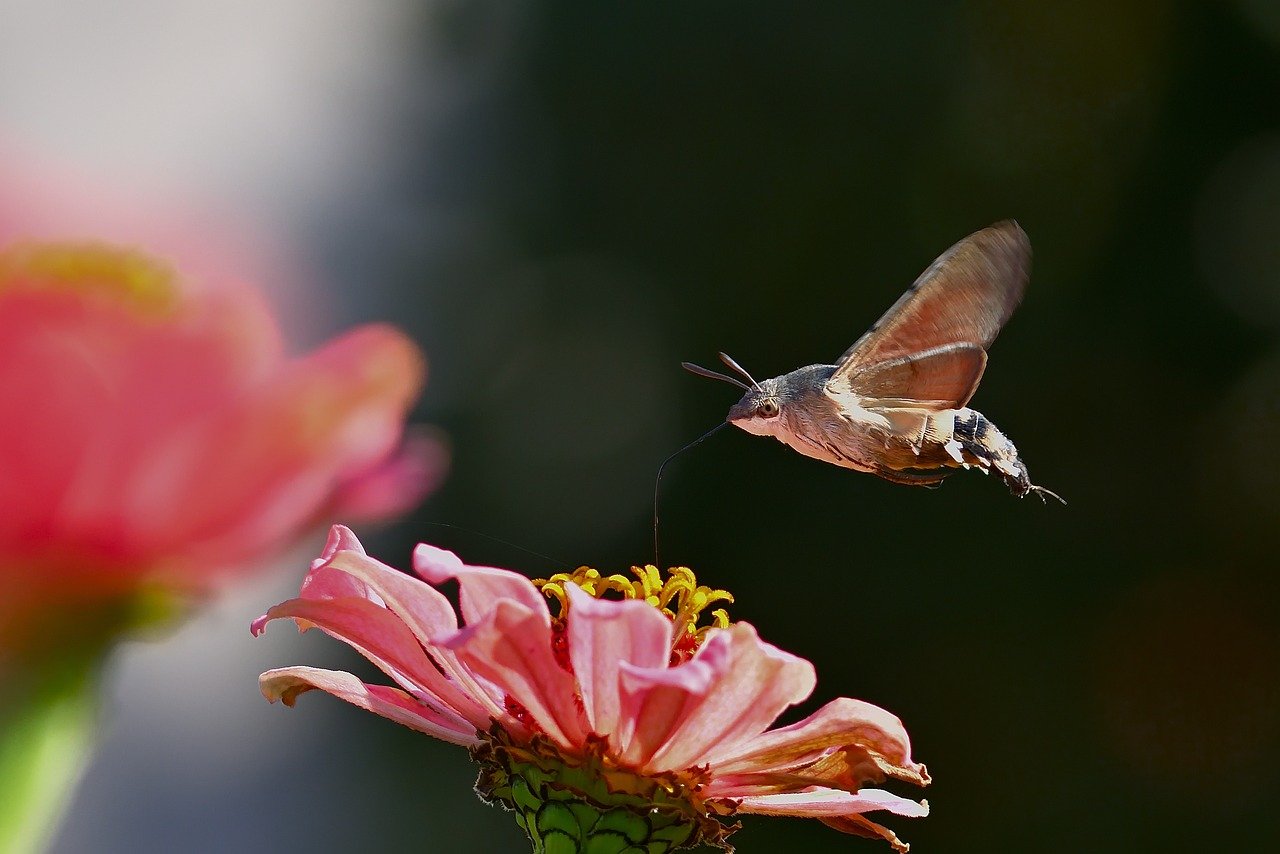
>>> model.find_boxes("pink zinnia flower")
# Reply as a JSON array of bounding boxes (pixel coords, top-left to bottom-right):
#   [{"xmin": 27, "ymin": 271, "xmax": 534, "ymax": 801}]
[
  {"xmin": 255, "ymin": 526, "xmax": 930, "ymax": 851},
  {"xmin": 0, "ymin": 242, "xmax": 442, "ymax": 656}
]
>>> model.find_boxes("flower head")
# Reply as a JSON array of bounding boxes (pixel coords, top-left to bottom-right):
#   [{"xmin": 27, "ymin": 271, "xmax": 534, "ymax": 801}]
[
  {"xmin": 255, "ymin": 527, "xmax": 930, "ymax": 851},
  {"xmin": 0, "ymin": 240, "xmax": 442, "ymax": 658}
]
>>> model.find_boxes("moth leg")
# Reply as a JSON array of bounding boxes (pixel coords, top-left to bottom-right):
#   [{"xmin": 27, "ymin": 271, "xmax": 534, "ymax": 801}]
[
  {"xmin": 1027, "ymin": 484, "xmax": 1067, "ymax": 505},
  {"xmin": 908, "ymin": 418, "xmax": 929, "ymax": 456}
]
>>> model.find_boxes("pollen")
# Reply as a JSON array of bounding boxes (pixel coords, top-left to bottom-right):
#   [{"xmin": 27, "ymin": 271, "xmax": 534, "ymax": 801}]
[
  {"xmin": 0, "ymin": 242, "xmax": 179, "ymax": 315},
  {"xmin": 534, "ymin": 565, "xmax": 734, "ymax": 658}
]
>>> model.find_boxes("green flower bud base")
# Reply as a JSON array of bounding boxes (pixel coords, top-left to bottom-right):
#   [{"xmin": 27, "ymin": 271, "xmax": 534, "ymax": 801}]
[{"xmin": 473, "ymin": 727, "xmax": 738, "ymax": 853}]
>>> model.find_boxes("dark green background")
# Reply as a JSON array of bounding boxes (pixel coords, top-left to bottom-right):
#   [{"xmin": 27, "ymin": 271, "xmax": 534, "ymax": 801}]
[{"xmin": 290, "ymin": 3, "xmax": 1280, "ymax": 852}]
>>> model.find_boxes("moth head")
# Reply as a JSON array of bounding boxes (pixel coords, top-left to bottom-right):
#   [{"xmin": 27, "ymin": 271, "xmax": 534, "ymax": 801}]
[
  {"xmin": 681, "ymin": 351, "xmax": 782, "ymax": 434},
  {"xmin": 727, "ymin": 388, "xmax": 783, "ymax": 436}
]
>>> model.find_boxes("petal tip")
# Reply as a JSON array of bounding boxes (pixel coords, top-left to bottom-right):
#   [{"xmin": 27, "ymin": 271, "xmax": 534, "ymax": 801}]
[
  {"xmin": 412, "ymin": 542, "xmax": 465, "ymax": 582},
  {"xmin": 322, "ymin": 524, "xmax": 365, "ymax": 559}
]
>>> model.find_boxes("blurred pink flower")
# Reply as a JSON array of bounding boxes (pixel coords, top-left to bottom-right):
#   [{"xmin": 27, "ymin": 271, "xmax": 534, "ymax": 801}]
[
  {"xmin": 0, "ymin": 242, "xmax": 442, "ymax": 653},
  {"xmin": 255, "ymin": 526, "xmax": 929, "ymax": 851},
  {"xmin": 0, "ymin": 143, "xmax": 293, "ymax": 305}
]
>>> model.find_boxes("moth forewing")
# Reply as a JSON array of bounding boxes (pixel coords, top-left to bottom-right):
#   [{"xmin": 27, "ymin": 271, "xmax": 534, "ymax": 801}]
[
  {"xmin": 832, "ymin": 220, "xmax": 1030, "ymax": 380},
  {"xmin": 831, "ymin": 342, "xmax": 989, "ymax": 409}
]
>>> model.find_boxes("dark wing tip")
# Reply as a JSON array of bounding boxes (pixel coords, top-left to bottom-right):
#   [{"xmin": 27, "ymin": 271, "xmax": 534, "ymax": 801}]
[
  {"xmin": 986, "ymin": 218, "xmax": 1026, "ymax": 236},
  {"xmin": 971, "ymin": 219, "xmax": 1033, "ymax": 294},
  {"xmin": 982, "ymin": 219, "xmax": 1032, "ymax": 258}
]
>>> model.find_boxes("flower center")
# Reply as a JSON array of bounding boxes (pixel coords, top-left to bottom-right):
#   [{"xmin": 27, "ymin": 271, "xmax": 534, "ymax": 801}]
[
  {"xmin": 534, "ymin": 565, "xmax": 734, "ymax": 664},
  {"xmin": 0, "ymin": 242, "xmax": 178, "ymax": 316}
]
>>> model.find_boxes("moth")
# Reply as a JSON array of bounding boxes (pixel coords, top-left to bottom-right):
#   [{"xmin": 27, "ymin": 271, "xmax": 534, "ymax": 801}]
[{"xmin": 684, "ymin": 220, "xmax": 1062, "ymax": 502}]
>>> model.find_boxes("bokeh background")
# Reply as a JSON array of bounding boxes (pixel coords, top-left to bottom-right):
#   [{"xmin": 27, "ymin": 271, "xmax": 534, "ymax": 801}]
[{"xmin": 4, "ymin": 1, "xmax": 1278, "ymax": 851}]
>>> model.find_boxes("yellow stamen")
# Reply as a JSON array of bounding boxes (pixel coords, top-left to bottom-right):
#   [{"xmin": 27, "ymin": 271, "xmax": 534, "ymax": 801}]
[
  {"xmin": 533, "ymin": 565, "xmax": 734, "ymax": 648},
  {"xmin": 0, "ymin": 242, "xmax": 179, "ymax": 316}
]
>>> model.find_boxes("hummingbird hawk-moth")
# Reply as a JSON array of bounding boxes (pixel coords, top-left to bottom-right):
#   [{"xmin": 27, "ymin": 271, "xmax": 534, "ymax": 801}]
[{"xmin": 684, "ymin": 220, "xmax": 1062, "ymax": 502}]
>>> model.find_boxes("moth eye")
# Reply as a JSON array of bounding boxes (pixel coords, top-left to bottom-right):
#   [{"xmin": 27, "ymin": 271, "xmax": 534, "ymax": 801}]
[{"xmin": 759, "ymin": 400, "xmax": 779, "ymax": 417}]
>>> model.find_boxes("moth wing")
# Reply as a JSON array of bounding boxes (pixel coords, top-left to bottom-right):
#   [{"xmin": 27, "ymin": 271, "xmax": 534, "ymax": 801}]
[
  {"xmin": 834, "ymin": 342, "xmax": 988, "ymax": 409},
  {"xmin": 832, "ymin": 220, "xmax": 1030, "ymax": 381},
  {"xmin": 866, "ymin": 405, "xmax": 934, "ymax": 443}
]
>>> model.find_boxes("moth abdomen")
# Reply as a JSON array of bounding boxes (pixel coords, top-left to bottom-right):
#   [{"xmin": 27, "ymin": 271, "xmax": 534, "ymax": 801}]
[
  {"xmin": 950, "ymin": 408, "xmax": 1060, "ymax": 502},
  {"xmin": 951, "ymin": 409, "xmax": 996, "ymax": 455}
]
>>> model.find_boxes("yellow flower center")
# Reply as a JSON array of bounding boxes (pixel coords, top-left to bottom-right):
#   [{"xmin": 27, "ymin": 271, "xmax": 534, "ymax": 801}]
[
  {"xmin": 533, "ymin": 566, "xmax": 733, "ymax": 658},
  {"xmin": 0, "ymin": 242, "xmax": 179, "ymax": 316}
]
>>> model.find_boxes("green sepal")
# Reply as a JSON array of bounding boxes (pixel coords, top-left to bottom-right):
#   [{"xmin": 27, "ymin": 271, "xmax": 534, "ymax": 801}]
[{"xmin": 473, "ymin": 727, "xmax": 739, "ymax": 853}]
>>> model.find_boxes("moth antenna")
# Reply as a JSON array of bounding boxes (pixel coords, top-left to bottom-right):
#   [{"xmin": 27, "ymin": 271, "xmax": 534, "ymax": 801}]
[
  {"xmin": 653, "ymin": 421, "xmax": 729, "ymax": 568},
  {"xmin": 717, "ymin": 352, "xmax": 762, "ymax": 391},
  {"xmin": 681, "ymin": 361, "xmax": 750, "ymax": 390}
]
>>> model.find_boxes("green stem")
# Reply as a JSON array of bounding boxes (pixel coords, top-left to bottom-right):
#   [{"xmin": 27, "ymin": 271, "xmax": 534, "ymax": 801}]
[{"xmin": 0, "ymin": 663, "xmax": 98, "ymax": 854}]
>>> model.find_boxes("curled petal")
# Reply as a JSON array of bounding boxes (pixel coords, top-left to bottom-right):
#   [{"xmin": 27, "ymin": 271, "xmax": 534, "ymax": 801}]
[
  {"xmin": 642, "ymin": 623, "xmax": 816, "ymax": 772},
  {"xmin": 319, "ymin": 550, "xmax": 513, "ymax": 727},
  {"xmin": 412, "ymin": 543, "xmax": 548, "ymax": 628},
  {"xmin": 564, "ymin": 582, "xmax": 673, "ymax": 743},
  {"xmin": 260, "ymin": 666, "xmax": 479, "ymax": 747},
  {"xmin": 320, "ymin": 550, "xmax": 459, "ymax": 641},
  {"xmin": 818, "ymin": 814, "xmax": 916, "ymax": 854},
  {"xmin": 254, "ymin": 594, "xmax": 434, "ymax": 685},
  {"xmin": 730, "ymin": 787, "xmax": 929, "ymax": 818},
  {"xmin": 313, "ymin": 523, "xmax": 367, "ymax": 568},
  {"xmin": 253, "ymin": 594, "xmax": 490, "ymax": 729},
  {"xmin": 441, "ymin": 599, "xmax": 585, "ymax": 749},
  {"xmin": 729, "ymin": 789, "xmax": 928, "ymax": 854},
  {"xmin": 294, "ymin": 527, "xmax": 384, "ymax": 604},
  {"xmin": 707, "ymin": 696, "xmax": 927, "ymax": 787},
  {"xmin": 615, "ymin": 632, "xmax": 733, "ymax": 768}
]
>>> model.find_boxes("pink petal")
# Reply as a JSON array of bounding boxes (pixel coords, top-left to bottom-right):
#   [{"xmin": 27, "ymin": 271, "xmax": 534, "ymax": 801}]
[
  {"xmin": 296, "ymin": 528, "xmax": 381, "ymax": 604},
  {"xmin": 314, "ymin": 523, "xmax": 367, "ymax": 567},
  {"xmin": 632, "ymin": 623, "xmax": 816, "ymax": 773},
  {"xmin": 564, "ymin": 583, "xmax": 673, "ymax": 744},
  {"xmin": 412, "ymin": 543, "xmax": 548, "ymax": 628},
  {"xmin": 320, "ymin": 549, "xmax": 513, "ymax": 727},
  {"xmin": 118, "ymin": 323, "xmax": 425, "ymax": 573},
  {"xmin": 255, "ymin": 593, "xmax": 431, "ymax": 683},
  {"xmin": 254, "ymin": 594, "xmax": 490, "ymax": 728},
  {"xmin": 260, "ymin": 666, "xmax": 479, "ymax": 747},
  {"xmin": 728, "ymin": 787, "xmax": 929, "ymax": 819},
  {"xmin": 252, "ymin": 531, "xmax": 385, "ymax": 629},
  {"xmin": 318, "ymin": 549, "xmax": 458, "ymax": 638},
  {"xmin": 0, "ymin": 286, "xmax": 277, "ymax": 572},
  {"xmin": 329, "ymin": 428, "xmax": 449, "ymax": 521},
  {"xmin": 440, "ymin": 599, "xmax": 585, "ymax": 749},
  {"xmin": 614, "ymin": 631, "xmax": 733, "ymax": 768},
  {"xmin": 707, "ymin": 696, "xmax": 924, "ymax": 779}
]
